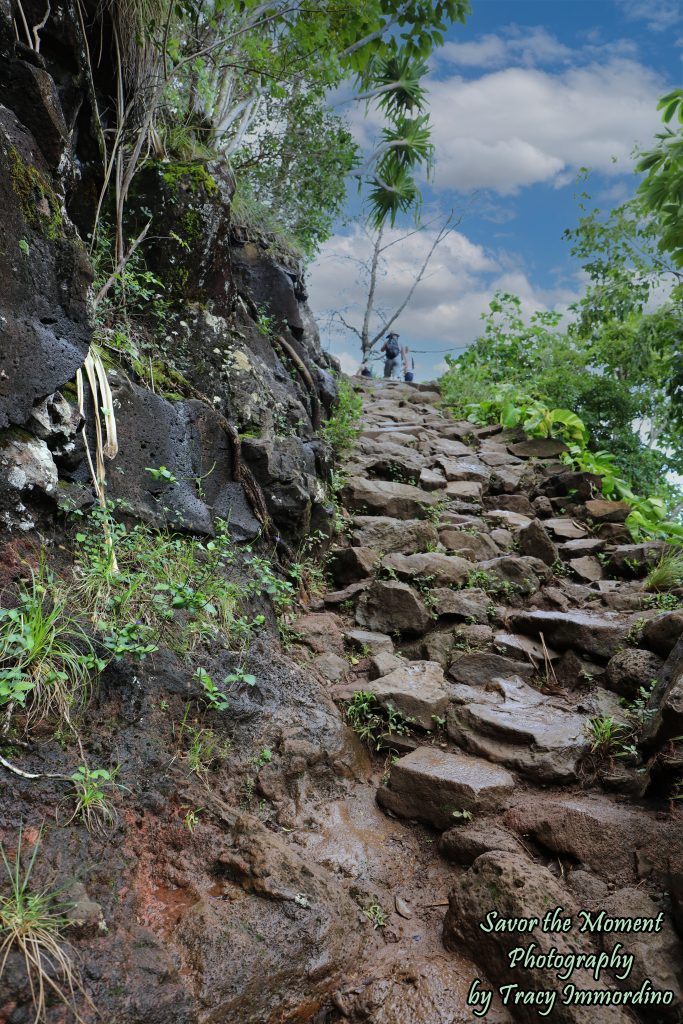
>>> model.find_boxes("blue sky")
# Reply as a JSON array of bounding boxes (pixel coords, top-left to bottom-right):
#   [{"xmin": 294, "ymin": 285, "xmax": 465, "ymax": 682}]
[{"xmin": 308, "ymin": 0, "xmax": 682, "ymax": 380}]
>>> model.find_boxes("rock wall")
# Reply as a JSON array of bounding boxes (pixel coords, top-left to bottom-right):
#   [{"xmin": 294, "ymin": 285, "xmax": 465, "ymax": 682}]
[{"xmin": 0, "ymin": 0, "xmax": 337, "ymax": 544}]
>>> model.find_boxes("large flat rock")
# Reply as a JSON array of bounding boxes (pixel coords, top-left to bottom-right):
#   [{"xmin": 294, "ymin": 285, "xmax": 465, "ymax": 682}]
[
  {"xmin": 343, "ymin": 477, "xmax": 438, "ymax": 519},
  {"xmin": 355, "ymin": 579, "xmax": 432, "ymax": 636},
  {"xmin": 351, "ymin": 516, "xmax": 439, "ymax": 554},
  {"xmin": 376, "ymin": 747, "xmax": 515, "ymax": 829},
  {"xmin": 508, "ymin": 609, "xmax": 630, "ymax": 660},
  {"xmin": 370, "ymin": 660, "xmax": 448, "ymax": 730},
  {"xmin": 447, "ymin": 678, "xmax": 589, "ymax": 782},
  {"xmin": 382, "ymin": 551, "xmax": 473, "ymax": 587}
]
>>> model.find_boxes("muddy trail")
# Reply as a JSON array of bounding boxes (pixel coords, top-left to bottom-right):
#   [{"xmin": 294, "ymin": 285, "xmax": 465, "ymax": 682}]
[
  {"xmin": 2, "ymin": 375, "xmax": 683, "ymax": 1024},
  {"xmin": 287, "ymin": 376, "xmax": 683, "ymax": 1023}
]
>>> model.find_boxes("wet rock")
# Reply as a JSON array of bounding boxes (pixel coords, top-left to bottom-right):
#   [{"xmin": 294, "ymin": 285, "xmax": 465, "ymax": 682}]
[
  {"xmin": 604, "ymin": 648, "xmax": 664, "ymax": 699},
  {"xmin": 0, "ymin": 108, "xmax": 92, "ymax": 432},
  {"xmin": 488, "ymin": 465, "xmax": 528, "ymax": 494},
  {"xmin": 484, "ymin": 509, "xmax": 533, "ymax": 531},
  {"xmin": 415, "ymin": 625, "xmax": 489, "ymax": 668},
  {"xmin": 323, "ymin": 579, "xmax": 370, "ymax": 606},
  {"xmin": 585, "ymin": 498, "xmax": 631, "ymax": 522},
  {"xmin": 508, "ymin": 438, "xmax": 568, "ymax": 458},
  {"xmin": 448, "ymin": 677, "xmax": 589, "ymax": 782},
  {"xmin": 382, "ymin": 551, "xmax": 473, "ymax": 587},
  {"xmin": 518, "ymin": 519, "xmax": 559, "ymax": 565},
  {"xmin": 327, "ymin": 546, "xmax": 379, "ymax": 587},
  {"xmin": 435, "ymin": 457, "xmax": 490, "ymax": 482},
  {"xmin": 493, "ymin": 631, "xmax": 560, "ymax": 662},
  {"xmin": 478, "ymin": 555, "xmax": 544, "ymax": 595},
  {"xmin": 355, "ymin": 580, "xmax": 431, "ymax": 636},
  {"xmin": 377, "ymin": 747, "xmax": 515, "ymax": 829},
  {"xmin": 448, "ymin": 652, "xmax": 533, "ymax": 685},
  {"xmin": 351, "ymin": 515, "xmax": 439, "ymax": 554},
  {"xmin": 569, "ymin": 555, "xmax": 603, "ymax": 582},
  {"xmin": 544, "ymin": 517, "xmax": 589, "ymax": 539},
  {"xmin": 313, "ymin": 652, "xmax": 348, "ymax": 683},
  {"xmin": 438, "ymin": 822, "xmax": 523, "ymax": 865},
  {"xmin": 532, "ymin": 495, "xmax": 554, "ymax": 516},
  {"xmin": 503, "ymin": 795, "xmax": 682, "ymax": 884},
  {"xmin": 240, "ymin": 434, "xmax": 327, "ymax": 542},
  {"xmin": 368, "ymin": 651, "xmax": 403, "ymax": 679},
  {"xmin": 558, "ymin": 537, "xmax": 605, "ymax": 557},
  {"xmin": 596, "ymin": 887, "xmax": 683, "ymax": 1020},
  {"xmin": 439, "ymin": 528, "xmax": 500, "ymax": 560},
  {"xmin": 419, "ymin": 466, "xmax": 446, "ymax": 490},
  {"xmin": 431, "ymin": 587, "xmax": 490, "ymax": 622},
  {"xmin": 608, "ymin": 543, "xmax": 664, "ymax": 579},
  {"xmin": 370, "ymin": 660, "xmax": 448, "ymax": 729},
  {"xmin": 508, "ymin": 609, "xmax": 630, "ymax": 660},
  {"xmin": 539, "ymin": 469, "xmax": 602, "ymax": 501},
  {"xmin": 566, "ymin": 869, "xmax": 609, "ymax": 904},
  {"xmin": 641, "ymin": 612, "xmax": 683, "ymax": 656},
  {"xmin": 343, "ymin": 476, "xmax": 438, "ymax": 519},
  {"xmin": 444, "ymin": 479, "xmax": 482, "ymax": 501},
  {"xmin": 345, "ymin": 628, "xmax": 394, "ymax": 655},
  {"xmin": 443, "ymin": 852, "xmax": 632, "ymax": 1024},
  {"xmin": 294, "ymin": 612, "xmax": 346, "ymax": 655},
  {"xmin": 482, "ymin": 493, "xmax": 535, "ymax": 516}
]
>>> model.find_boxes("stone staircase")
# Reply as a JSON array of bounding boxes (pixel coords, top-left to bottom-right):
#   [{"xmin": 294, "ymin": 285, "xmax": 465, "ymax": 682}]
[{"xmin": 293, "ymin": 376, "xmax": 683, "ymax": 1022}]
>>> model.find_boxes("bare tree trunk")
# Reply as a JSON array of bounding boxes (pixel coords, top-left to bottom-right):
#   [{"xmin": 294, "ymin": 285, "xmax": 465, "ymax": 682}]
[{"xmin": 361, "ymin": 223, "xmax": 384, "ymax": 358}]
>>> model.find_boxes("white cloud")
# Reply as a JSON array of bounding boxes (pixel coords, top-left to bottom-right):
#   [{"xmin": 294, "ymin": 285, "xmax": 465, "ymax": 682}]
[
  {"xmin": 616, "ymin": 0, "xmax": 682, "ymax": 31},
  {"xmin": 441, "ymin": 27, "xmax": 573, "ymax": 69},
  {"xmin": 308, "ymin": 225, "xmax": 582, "ymax": 379},
  {"xmin": 428, "ymin": 59, "xmax": 664, "ymax": 194}
]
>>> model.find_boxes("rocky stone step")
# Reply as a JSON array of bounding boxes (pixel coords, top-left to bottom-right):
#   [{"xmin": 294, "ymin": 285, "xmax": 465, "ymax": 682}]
[
  {"xmin": 447, "ymin": 677, "xmax": 589, "ymax": 782},
  {"xmin": 368, "ymin": 660, "xmax": 448, "ymax": 729},
  {"xmin": 343, "ymin": 476, "xmax": 439, "ymax": 519},
  {"xmin": 508, "ymin": 609, "xmax": 632, "ymax": 659},
  {"xmin": 377, "ymin": 746, "xmax": 516, "ymax": 829}
]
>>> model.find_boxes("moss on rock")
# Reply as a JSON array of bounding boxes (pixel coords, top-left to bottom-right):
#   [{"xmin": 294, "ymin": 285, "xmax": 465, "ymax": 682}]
[{"xmin": 9, "ymin": 146, "xmax": 64, "ymax": 241}]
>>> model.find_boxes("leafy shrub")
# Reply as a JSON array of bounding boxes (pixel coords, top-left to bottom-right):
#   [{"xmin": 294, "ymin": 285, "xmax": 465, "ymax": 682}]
[{"xmin": 321, "ymin": 377, "xmax": 363, "ymax": 456}]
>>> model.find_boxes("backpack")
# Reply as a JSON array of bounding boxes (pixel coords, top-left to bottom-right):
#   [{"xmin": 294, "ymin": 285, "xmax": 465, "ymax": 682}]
[{"xmin": 385, "ymin": 337, "xmax": 400, "ymax": 359}]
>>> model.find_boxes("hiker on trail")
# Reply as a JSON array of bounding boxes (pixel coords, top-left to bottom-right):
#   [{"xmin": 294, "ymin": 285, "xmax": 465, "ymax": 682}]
[{"xmin": 381, "ymin": 331, "xmax": 401, "ymax": 379}]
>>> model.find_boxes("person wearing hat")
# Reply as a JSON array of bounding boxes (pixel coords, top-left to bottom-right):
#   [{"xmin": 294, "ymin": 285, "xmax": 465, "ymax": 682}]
[{"xmin": 381, "ymin": 331, "xmax": 402, "ymax": 379}]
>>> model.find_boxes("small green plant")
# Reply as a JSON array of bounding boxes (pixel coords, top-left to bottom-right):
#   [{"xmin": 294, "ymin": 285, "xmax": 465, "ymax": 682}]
[
  {"xmin": 183, "ymin": 808, "xmax": 201, "ymax": 833},
  {"xmin": 361, "ymin": 898, "xmax": 387, "ymax": 929},
  {"xmin": 424, "ymin": 500, "xmax": 447, "ymax": 525},
  {"xmin": 625, "ymin": 618, "xmax": 647, "ymax": 645},
  {"xmin": 18, "ymin": 239, "xmax": 30, "ymax": 257},
  {"xmin": 145, "ymin": 465, "xmax": 178, "ymax": 484},
  {"xmin": 194, "ymin": 668, "xmax": 230, "ymax": 712},
  {"xmin": 586, "ymin": 716, "xmax": 628, "ymax": 757},
  {"xmin": 346, "ymin": 691, "xmax": 413, "ymax": 750},
  {"xmin": 642, "ymin": 591, "xmax": 682, "ymax": 610},
  {"xmin": 250, "ymin": 747, "xmax": 273, "ymax": 769},
  {"xmin": 464, "ymin": 569, "xmax": 517, "ymax": 598},
  {"xmin": 224, "ymin": 668, "xmax": 257, "ymax": 688},
  {"xmin": 66, "ymin": 765, "xmax": 120, "ymax": 832},
  {"xmin": 645, "ymin": 547, "xmax": 683, "ymax": 592},
  {"xmin": 255, "ymin": 305, "xmax": 275, "ymax": 337},
  {"xmin": 451, "ymin": 808, "xmax": 473, "ymax": 822},
  {"xmin": 0, "ymin": 830, "xmax": 86, "ymax": 1024},
  {"xmin": 620, "ymin": 680, "xmax": 658, "ymax": 729}
]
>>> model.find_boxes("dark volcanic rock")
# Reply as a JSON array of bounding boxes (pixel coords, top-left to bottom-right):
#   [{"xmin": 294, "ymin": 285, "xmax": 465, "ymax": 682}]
[
  {"xmin": 443, "ymin": 852, "xmax": 632, "ymax": 1024},
  {"xmin": 604, "ymin": 648, "xmax": 664, "ymax": 699},
  {"xmin": 355, "ymin": 579, "xmax": 432, "ymax": 636},
  {"xmin": 0, "ymin": 105, "xmax": 91, "ymax": 431},
  {"xmin": 518, "ymin": 518, "xmax": 559, "ymax": 565}
]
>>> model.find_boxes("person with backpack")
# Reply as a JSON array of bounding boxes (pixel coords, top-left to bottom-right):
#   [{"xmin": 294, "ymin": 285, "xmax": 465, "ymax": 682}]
[{"xmin": 381, "ymin": 331, "xmax": 401, "ymax": 378}]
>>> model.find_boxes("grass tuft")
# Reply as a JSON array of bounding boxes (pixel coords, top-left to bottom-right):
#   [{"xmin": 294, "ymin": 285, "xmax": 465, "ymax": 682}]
[
  {"xmin": 0, "ymin": 830, "xmax": 86, "ymax": 1024},
  {"xmin": 645, "ymin": 546, "xmax": 683, "ymax": 592}
]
